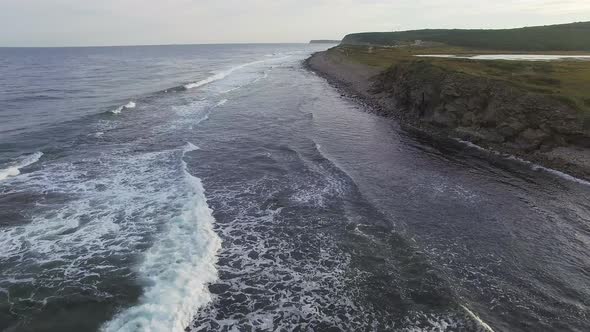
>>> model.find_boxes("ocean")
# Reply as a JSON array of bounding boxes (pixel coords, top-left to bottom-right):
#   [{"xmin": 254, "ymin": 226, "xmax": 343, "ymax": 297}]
[{"xmin": 1, "ymin": 44, "xmax": 590, "ymax": 332}]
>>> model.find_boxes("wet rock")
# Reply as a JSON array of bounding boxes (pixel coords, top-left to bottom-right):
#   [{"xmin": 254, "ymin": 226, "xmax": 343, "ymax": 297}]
[
  {"xmin": 371, "ymin": 61, "xmax": 589, "ymax": 157},
  {"xmin": 515, "ymin": 128, "xmax": 549, "ymax": 151}
]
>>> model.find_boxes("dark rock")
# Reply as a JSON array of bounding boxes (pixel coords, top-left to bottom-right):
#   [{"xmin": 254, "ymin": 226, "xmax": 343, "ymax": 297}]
[
  {"xmin": 305, "ymin": 50, "xmax": 590, "ymax": 180},
  {"xmin": 369, "ymin": 61, "xmax": 589, "ymax": 154}
]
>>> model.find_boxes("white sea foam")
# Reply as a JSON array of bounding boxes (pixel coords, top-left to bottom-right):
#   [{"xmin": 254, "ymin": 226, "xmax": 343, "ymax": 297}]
[
  {"xmin": 189, "ymin": 172, "xmax": 479, "ymax": 331},
  {"xmin": 455, "ymin": 138, "xmax": 590, "ymax": 186},
  {"xmin": 220, "ymin": 87, "xmax": 242, "ymax": 94},
  {"xmin": 215, "ymin": 99, "xmax": 228, "ymax": 107},
  {"xmin": 0, "ymin": 150, "xmax": 177, "ymax": 273},
  {"xmin": 506, "ymin": 155, "xmax": 590, "ymax": 186},
  {"xmin": 251, "ymin": 70, "xmax": 270, "ymax": 84},
  {"xmin": 184, "ymin": 56, "xmax": 291, "ymax": 91},
  {"xmin": 461, "ymin": 305, "xmax": 495, "ymax": 332},
  {"xmin": 102, "ymin": 143, "xmax": 221, "ymax": 332},
  {"xmin": 0, "ymin": 143, "xmax": 220, "ymax": 332},
  {"xmin": 455, "ymin": 139, "xmax": 488, "ymax": 153},
  {"xmin": 164, "ymin": 99, "xmax": 221, "ymax": 133},
  {"xmin": 184, "ymin": 142, "xmax": 200, "ymax": 152},
  {"xmin": 0, "ymin": 152, "xmax": 43, "ymax": 181},
  {"xmin": 111, "ymin": 101, "xmax": 136, "ymax": 114},
  {"xmin": 184, "ymin": 60, "xmax": 266, "ymax": 90}
]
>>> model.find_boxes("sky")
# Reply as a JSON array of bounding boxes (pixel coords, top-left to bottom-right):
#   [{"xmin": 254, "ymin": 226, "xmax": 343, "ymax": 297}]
[{"xmin": 0, "ymin": 0, "xmax": 589, "ymax": 46}]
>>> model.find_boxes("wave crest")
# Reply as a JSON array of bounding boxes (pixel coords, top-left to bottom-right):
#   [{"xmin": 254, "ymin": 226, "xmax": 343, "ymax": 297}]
[
  {"xmin": 101, "ymin": 143, "xmax": 221, "ymax": 332},
  {"xmin": 111, "ymin": 101, "xmax": 136, "ymax": 114},
  {"xmin": 184, "ymin": 59, "xmax": 268, "ymax": 90},
  {"xmin": 0, "ymin": 152, "xmax": 43, "ymax": 181}
]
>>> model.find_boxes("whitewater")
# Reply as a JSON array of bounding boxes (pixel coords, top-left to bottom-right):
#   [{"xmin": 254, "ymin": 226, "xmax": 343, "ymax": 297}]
[
  {"xmin": 0, "ymin": 152, "xmax": 43, "ymax": 181},
  {"xmin": 111, "ymin": 101, "xmax": 137, "ymax": 114},
  {"xmin": 101, "ymin": 144, "xmax": 221, "ymax": 332},
  {"xmin": 2, "ymin": 43, "xmax": 590, "ymax": 332}
]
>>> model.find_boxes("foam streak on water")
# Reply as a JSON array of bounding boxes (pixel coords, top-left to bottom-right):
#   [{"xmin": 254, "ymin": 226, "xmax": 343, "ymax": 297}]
[
  {"xmin": 101, "ymin": 143, "xmax": 221, "ymax": 332},
  {"xmin": 215, "ymin": 99, "xmax": 228, "ymax": 107},
  {"xmin": 0, "ymin": 44, "xmax": 349, "ymax": 331},
  {"xmin": 455, "ymin": 139, "xmax": 590, "ymax": 186},
  {"xmin": 461, "ymin": 306, "xmax": 495, "ymax": 332}
]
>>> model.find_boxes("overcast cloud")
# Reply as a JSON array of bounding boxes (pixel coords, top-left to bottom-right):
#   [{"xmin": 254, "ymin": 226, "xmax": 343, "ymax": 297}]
[{"xmin": 0, "ymin": 0, "xmax": 589, "ymax": 46}]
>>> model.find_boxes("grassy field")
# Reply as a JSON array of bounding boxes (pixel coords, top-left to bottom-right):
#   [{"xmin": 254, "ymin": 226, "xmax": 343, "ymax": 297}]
[
  {"xmin": 327, "ymin": 45, "xmax": 590, "ymax": 115},
  {"xmin": 342, "ymin": 22, "xmax": 590, "ymax": 51}
]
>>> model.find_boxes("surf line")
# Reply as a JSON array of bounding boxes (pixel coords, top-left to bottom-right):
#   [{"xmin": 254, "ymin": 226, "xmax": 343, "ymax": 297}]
[
  {"xmin": 455, "ymin": 138, "xmax": 590, "ymax": 186},
  {"xmin": 184, "ymin": 55, "xmax": 292, "ymax": 90},
  {"xmin": 0, "ymin": 152, "xmax": 43, "ymax": 181},
  {"xmin": 461, "ymin": 305, "xmax": 496, "ymax": 332},
  {"xmin": 101, "ymin": 143, "xmax": 221, "ymax": 332}
]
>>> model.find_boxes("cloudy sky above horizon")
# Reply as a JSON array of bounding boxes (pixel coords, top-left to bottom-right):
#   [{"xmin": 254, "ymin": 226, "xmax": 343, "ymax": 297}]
[{"xmin": 1, "ymin": 0, "xmax": 589, "ymax": 46}]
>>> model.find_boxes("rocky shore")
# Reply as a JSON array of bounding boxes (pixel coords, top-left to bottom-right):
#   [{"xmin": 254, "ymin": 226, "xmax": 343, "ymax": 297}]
[{"xmin": 305, "ymin": 50, "xmax": 590, "ymax": 181}]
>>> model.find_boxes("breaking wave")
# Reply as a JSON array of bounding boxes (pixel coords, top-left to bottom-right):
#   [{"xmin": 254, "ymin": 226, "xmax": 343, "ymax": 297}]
[
  {"xmin": 184, "ymin": 56, "xmax": 289, "ymax": 90},
  {"xmin": 111, "ymin": 101, "xmax": 136, "ymax": 114},
  {"xmin": 184, "ymin": 142, "xmax": 200, "ymax": 152},
  {"xmin": 184, "ymin": 60, "xmax": 266, "ymax": 90},
  {"xmin": 461, "ymin": 305, "xmax": 496, "ymax": 332},
  {"xmin": 101, "ymin": 143, "xmax": 221, "ymax": 332},
  {"xmin": 0, "ymin": 151, "xmax": 43, "ymax": 181}
]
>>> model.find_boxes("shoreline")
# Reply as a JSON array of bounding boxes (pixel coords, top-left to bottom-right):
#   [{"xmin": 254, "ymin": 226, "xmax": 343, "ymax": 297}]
[{"xmin": 304, "ymin": 50, "xmax": 590, "ymax": 183}]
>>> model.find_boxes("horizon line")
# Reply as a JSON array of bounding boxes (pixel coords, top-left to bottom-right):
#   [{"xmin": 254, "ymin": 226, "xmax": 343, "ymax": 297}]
[{"xmin": 0, "ymin": 41, "xmax": 338, "ymax": 49}]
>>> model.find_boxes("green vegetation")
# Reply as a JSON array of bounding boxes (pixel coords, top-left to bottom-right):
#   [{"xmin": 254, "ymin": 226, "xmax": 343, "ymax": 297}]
[
  {"xmin": 327, "ymin": 45, "xmax": 590, "ymax": 115},
  {"xmin": 309, "ymin": 40, "xmax": 341, "ymax": 44},
  {"xmin": 342, "ymin": 22, "xmax": 590, "ymax": 51}
]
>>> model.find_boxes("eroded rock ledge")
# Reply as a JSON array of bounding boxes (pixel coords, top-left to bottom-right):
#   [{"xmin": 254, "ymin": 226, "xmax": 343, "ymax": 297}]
[{"xmin": 306, "ymin": 52, "xmax": 590, "ymax": 180}]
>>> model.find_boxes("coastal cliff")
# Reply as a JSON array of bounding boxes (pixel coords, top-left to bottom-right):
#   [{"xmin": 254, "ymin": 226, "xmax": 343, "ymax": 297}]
[
  {"xmin": 341, "ymin": 21, "xmax": 590, "ymax": 51},
  {"xmin": 306, "ymin": 49, "xmax": 590, "ymax": 179},
  {"xmin": 310, "ymin": 40, "xmax": 341, "ymax": 44}
]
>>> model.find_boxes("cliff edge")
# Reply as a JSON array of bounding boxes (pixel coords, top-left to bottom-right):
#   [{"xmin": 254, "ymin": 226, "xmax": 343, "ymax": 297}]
[{"xmin": 306, "ymin": 48, "xmax": 590, "ymax": 180}]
